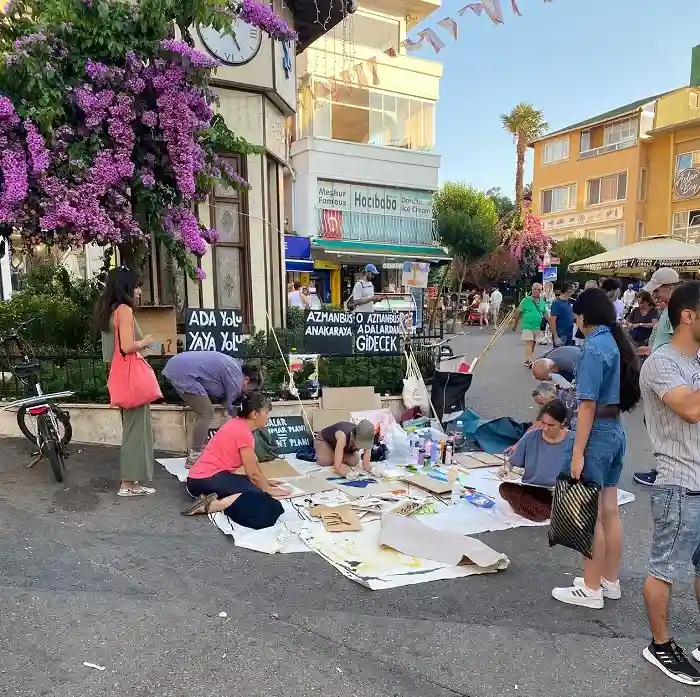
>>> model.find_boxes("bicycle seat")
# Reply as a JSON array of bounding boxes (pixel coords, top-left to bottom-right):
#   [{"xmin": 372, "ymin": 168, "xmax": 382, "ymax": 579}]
[{"xmin": 12, "ymin": 361, "xmax": 41, "ymax": 376}]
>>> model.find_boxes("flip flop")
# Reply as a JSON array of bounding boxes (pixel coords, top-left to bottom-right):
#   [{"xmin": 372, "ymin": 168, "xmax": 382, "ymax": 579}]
[{"xmin": 181, "ymin": 493, "xmax": 217, "ymax": 516}]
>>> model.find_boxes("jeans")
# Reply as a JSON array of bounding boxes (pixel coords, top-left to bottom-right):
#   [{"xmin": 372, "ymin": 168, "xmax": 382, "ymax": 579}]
[
  {"xmin": 649, "ymin": 485, "xmax": 700, "ymax": 584},
  {"xmin": 561, "ymin": 418, "xmax": 626, "ymax": 487}
]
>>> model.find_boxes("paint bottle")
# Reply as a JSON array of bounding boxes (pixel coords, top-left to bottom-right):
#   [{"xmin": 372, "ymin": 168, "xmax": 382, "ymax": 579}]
[
  {"xmin": 445, "ymin": 438, "xmax": 455, "ymax": 464},
  {"xmin": 417, "ymin": 447, "xmax": 426, "ymax": 468},
  {"xmin": 430, "ymin": 439, "xmax": 438, "ymax": 465},
  {"xmin": 423, "ymin": 440, "xmax": 432, "ymax": 467}
]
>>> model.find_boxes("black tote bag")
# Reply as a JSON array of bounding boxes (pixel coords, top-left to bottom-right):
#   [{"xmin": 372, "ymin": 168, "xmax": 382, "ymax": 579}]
[{"xmin": 548, "ymin": 474, "xmax": 600, "ymax": 559}]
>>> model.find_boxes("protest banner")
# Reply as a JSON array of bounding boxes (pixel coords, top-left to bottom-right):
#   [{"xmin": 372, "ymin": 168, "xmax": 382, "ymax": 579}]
[{"xmin": 185, "ymin": 308, "xmax": 245, "ymax": 355}]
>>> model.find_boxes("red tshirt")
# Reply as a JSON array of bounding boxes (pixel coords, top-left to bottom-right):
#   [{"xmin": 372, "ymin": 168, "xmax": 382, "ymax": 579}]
[{"xmin": 187, "ymin": 417, "xmax": 254, "ymax": 480}]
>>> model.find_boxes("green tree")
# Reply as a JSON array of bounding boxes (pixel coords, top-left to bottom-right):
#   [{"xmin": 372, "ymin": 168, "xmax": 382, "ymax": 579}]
[
  {"xmin": 486, "ymin": 187, "xmax": 515, "ymax": 221},
  {"xmin": 553, "ymin": 237, "xmax": 607, "ymax": 281},
  {"xmin": 501, "ymin": 104, "xmax": 548, "ymax": 215},
  {"xmin": 433, "ymin": 182, "xmax": 498, "ymax": 329}
]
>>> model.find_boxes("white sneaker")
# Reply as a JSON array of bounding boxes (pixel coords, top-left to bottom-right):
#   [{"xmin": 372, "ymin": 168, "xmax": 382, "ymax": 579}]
[
  {"xmin": 552, "ymin": 584, "xmax": 604, "ymax": 609},
  {"xmin": 574, "ymin": 576, "xmax": 621, "ymax": 599}
]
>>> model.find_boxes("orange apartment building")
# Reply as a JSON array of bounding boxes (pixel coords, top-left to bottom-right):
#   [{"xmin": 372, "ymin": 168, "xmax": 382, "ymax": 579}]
[{"xmin": 531, "ymin": 46, "xmax": 700, "ymax": 252}]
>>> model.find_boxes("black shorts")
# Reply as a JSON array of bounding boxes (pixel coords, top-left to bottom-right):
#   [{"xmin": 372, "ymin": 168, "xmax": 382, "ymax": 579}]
[{"xmin": 186, "ymin": 472, "xmax": 284, "ymax": 530}]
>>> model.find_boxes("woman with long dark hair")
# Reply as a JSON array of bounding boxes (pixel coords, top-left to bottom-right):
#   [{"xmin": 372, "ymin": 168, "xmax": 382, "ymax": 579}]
[
  {"xmin": 551, "ymin": 287, "xmax": 641, "ymax": 609},
  {"xmin": 94, "ymin": 267, "xmax": 155, "ymax": 497}
]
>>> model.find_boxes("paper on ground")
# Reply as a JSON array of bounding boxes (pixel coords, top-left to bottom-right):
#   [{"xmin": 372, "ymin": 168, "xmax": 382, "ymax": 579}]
[
  {"xmin": 379, "ymin": 514, "xmax": 509, "ymax": 569},
  {"xmin": 300, "ymin": 519, "xmax": 507, "ymax": 590}
]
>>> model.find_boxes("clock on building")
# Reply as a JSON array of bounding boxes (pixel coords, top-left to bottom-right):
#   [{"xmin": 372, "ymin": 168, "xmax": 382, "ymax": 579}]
[{"xmin": 197, "ymin": 21, "xmax": 263, "ymax": 66}]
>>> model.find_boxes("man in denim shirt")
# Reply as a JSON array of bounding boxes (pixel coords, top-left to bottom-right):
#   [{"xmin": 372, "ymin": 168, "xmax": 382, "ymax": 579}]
[{"xmin": 552, "ymin": 289, "xmax": 632, "ymax": 611}]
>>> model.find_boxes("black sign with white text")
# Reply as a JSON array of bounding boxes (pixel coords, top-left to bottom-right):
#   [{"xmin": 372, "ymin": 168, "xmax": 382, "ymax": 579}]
[
  {"xmin": 304, "ymin": 310, "xmax": 354, "ymax": 355},
  {"xmin": 266, "ymin": 416, "xmax": 312, "ymax": 454},
  {"xmin": 303, "ymin": 310, "xmax": 402, "ymax": 356},
  {"xmin": 185, "ymin": 308, "xmax": 244, "ymax": 355}
]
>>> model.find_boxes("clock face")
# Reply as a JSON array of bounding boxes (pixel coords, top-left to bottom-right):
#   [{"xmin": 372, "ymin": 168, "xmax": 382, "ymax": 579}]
[{"xmin": 198, "ymin": 21, "xmax": 263, "ymax": 66}]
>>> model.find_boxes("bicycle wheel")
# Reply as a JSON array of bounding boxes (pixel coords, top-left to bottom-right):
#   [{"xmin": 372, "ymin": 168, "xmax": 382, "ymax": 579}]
[
  {"xmin": 38, "ymin": 415, "xmax": 64, "ymax": 483},
  {"xmin": 17, "ymin": 405, "xmax": 72, "ymax": 447}
]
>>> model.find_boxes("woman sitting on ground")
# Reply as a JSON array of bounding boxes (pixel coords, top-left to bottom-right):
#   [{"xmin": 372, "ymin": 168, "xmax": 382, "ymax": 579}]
[
  {"xmin": 314, "ymin": 419, "xmax": 376, "ymax": 478},
  {"xmin": 182, "ymin": 392, "xmax": 291, "ymax": 528},
  {"xmin": 498, "ymin": 399, "xmax": 570, "ymax": 522}
]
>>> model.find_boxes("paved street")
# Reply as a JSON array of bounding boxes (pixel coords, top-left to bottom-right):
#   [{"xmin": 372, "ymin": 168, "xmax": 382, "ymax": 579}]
[{"xmin": 0, "ymin": 330, "xmax": 697, "ymax": 697}]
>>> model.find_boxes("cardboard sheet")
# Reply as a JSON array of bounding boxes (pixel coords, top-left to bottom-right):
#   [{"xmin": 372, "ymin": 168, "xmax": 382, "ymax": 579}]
[
  {"xmin": 310, "ymin": 471, "xmax": 399, "ymax": 499},
  {"xmin": 312, "ymin": 409, "xmax": 353, "ymax": 432},
  {"xmin": 322, "ymin": 386, "xmax": 380, "ymax": 411},
  {"xmin": 379, "ymin": 514, "xmax": 509, "ymax": 568},
  {"xmin": 465, "ymin": 452, "xmax": 508, "ymax": 466},
  {"xmin": 311, "ymin": 504, "xmax": 362, "ymax": 532},
  {"xmin": 258, "ymin": 459, "xmax": 300, "ymax": 479},
  {"xmin": 277, "ymin": 475, "xmax": 336, "ymax": 495},
  {"xmin": 134, "ymin": 305, "xmax": 177, "ymax": 356},
  {"xmin": 454, "ymin": 453, "xmax": 502, "ymax": 470},
  {"xmin": 402, "ymin": 473, "xmax": 452, "ymax": 495}
]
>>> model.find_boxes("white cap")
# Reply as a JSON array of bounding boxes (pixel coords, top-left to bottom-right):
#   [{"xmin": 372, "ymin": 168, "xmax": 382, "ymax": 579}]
[{"xmin": 643, "ymin": 267, "xmax": 680, "ymax": 293}]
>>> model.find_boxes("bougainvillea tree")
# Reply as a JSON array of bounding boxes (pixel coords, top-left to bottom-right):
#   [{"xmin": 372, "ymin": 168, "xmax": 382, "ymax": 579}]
[
  {"xmin": 502, "ymin": 204, "xmax": 552, "ymax": 278},
  {"xmin": 0, "ymin": 0, "xmax": 296, "ymax": 280}
]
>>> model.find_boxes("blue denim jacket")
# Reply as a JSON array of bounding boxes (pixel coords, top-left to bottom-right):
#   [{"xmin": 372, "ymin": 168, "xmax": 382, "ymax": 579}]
[{"xmin": 575, "ymin": 325, "xmax": 620, "ymax": 408}]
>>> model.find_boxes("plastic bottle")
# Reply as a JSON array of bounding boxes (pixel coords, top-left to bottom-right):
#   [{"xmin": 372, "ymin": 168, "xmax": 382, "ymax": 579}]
[
  {"xmin": 423, "ymin": 440, "xmax": 432, "ymax": 467},
  {"xmin": 409, "ymin": 431, "xmax": 419, "ymax": 465},
  {"xmin": 430, "ymin": 440, "xmax": 438, "ymax": 464},
  {"xmin": 448, "ymin": 467, "xmax": 461, "ymax": 504}
]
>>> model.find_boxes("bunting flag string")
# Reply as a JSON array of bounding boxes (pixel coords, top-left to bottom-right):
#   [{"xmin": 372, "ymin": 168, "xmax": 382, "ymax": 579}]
[{"xmin": 308, "ymin": 0, "xmax": 554, "ymax": 103}]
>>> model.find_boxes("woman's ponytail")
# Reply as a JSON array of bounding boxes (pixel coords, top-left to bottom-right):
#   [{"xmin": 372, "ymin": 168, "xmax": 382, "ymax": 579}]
[
  {"xmin": 608, "ymin": 322, "xmax": 641, "ymax": 412},
  {"xmin": 236, "ymin": 390, "xmax": 271, "ymax": 418}
]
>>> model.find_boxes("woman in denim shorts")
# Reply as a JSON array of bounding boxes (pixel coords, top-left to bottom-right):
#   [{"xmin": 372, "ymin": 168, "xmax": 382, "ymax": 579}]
[{"xmin": 552, "ymin": 288, "xmax": 641, "ymax": 609}]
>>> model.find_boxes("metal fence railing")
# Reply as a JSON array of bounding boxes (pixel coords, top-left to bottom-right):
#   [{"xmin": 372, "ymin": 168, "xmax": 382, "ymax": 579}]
[{"xmin": 0, "ymin": 344, "xmax": 439, "ymax": 405}]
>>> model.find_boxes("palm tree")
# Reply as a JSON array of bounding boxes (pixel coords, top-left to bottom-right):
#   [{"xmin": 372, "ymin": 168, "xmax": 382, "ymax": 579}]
[{"xmin": 501, "ymin": 103, "xmax": 548, "ymax": 215}]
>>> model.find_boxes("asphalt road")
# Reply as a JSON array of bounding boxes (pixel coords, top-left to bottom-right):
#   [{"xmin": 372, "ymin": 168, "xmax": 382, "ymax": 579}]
[{"xmin": 0, "ymin": 330, "xmax": 697, "ymax": 697}]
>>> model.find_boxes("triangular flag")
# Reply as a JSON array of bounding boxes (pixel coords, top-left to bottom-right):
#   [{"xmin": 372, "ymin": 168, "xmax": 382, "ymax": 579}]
[
  {"xmin": 384, "ymin": 47, "xmax": 397, "ymax": 57},
  {"xmin": 340, "ymin": 69, "xmax": 352, "ymax": 86},
  {"xmin": 367, "ymin": 56, "xmax": 379, "ymax": 85},
  {"xmin": 481, "ymin": 0, "xmax": 504, "ymax": 23},
  {"xmin": 401, "ymin": 36, "xmax": 425, "ymax": 52},
  {"xmin": 354, "ymin": 63, "xmax": 368, "ymax": 86},
  {"xmin": 458, "ymin": 3, "xmax": 483, "ymax": 15},
  {"xmin": 330, "ymin": 79, "xmax": 340, "ymax": 101},
  {"xmin": 510, "ymin": 0, "xmax": 522, "ymax": 15},
  {"xmin": 418, "ymin": 28, "xmax": 445, "ymax": 53},
  {"xmin": 437, "ymin": 17, "xmax": 459, "ymax": 40}
]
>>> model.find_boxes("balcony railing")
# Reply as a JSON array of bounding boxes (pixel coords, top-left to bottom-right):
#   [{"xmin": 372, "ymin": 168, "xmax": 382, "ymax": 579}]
[
  {"xmin": 317, "ymin": 209, "xmax": 439, "ymax": 246},
  {"xmin": 579, "ymin": 138, "xmax": 637, "ymax": 159}
]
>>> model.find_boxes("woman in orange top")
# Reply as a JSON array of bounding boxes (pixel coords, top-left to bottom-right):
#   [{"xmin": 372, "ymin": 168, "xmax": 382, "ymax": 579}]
[{"xmin": 182, "ymin": 392, "xmax": 290, "ymax": 529}]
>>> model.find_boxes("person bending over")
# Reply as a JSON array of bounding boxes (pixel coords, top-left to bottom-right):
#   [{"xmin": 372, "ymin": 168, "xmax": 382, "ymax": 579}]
[
  {"xmin": 163, "ymin": 352, "xmax": 262, "ymax": 467},
  {"xmin": 532, "ymin": 345, "xmax": 580, "ymax": 386},
  {"xmin": 182, "ymin": 392, "xmax": 290, "ymax": 529},
  {"xmin": 315, "ymin": 419, "xmax": 376, "ymax": 478},
  {"xmin": 551, "ymin": 288, "xmax": 641, "ymax": 609},
  {"xmin": 639, "ymin": 280, "xmax": 700, "ymax": 686}
]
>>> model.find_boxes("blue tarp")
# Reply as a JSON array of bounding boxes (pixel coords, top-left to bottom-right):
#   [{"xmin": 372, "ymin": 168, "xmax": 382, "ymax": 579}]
[{"xmin": 458, "ymin": 409, "xmax": 531, "ymax": 454}]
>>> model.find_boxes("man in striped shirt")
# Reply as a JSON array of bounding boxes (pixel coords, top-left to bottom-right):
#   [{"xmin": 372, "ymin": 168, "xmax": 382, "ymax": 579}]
[
  {"xmin": 639, "ymin": 280, "xmax": 700, "ymax": 686},
  {"xmin": 634, "ymin": 267, "xmax": 679, "ymax": 486}
]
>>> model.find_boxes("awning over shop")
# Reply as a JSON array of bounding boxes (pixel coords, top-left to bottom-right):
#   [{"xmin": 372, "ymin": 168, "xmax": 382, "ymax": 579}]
[
  {"xmin": 285, "ymin": 259, "xmax": 314, "ymax": 272},
  {"xmin": 312, "ymin": 239, "xmax": 452, "ymax": 263},
  {"xmin": 569, "ymin": 236, "xmax": 700, "ymax": 275}
]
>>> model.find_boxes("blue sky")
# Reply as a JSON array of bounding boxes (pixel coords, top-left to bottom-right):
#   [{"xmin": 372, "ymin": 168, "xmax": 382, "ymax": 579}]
[{"xmin": 412, "ymin": 0, "xmax": 700, "ymax": 197}]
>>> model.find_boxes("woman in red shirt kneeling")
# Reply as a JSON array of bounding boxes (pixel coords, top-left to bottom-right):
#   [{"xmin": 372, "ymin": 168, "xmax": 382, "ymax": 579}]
[{"xmin": 183, "ymin": 392, "xmax": 290, "ymax": 529}]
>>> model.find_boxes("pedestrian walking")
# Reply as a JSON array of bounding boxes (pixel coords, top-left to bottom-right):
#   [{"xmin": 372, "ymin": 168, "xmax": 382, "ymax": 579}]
[
  {"xmin": 551, "ymin": 287, "xmax": 641, "ymax": 609},
  {"xmin": 639, "ymin": 280, "xmax": 700, "ymax": 685},
  {"xmin": 490, "ymin": 286, "xmax": 502, "ymax": 326},
  {"xmin": 478, "ymin": 290, "xmax": 490, "ymax": 329},
  {"xmin": 512, "ymin": 283, "xmax": 548, "ymax": 368},
  {"xmin": 94, "ymin": 267, "xmax": 156, "ymax": 498}
]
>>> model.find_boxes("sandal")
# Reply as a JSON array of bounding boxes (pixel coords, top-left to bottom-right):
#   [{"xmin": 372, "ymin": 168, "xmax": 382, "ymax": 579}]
[{"xmin": 181, "ymin": 493, "xmax": 217, "ymax": 516}]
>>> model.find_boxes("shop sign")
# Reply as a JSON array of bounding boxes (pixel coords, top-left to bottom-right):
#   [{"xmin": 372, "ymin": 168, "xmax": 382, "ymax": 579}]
[
  {"xmin": 313, "ymin": 260, "xmax": 339, "ymax": 270},
  {"xmin": 185, "ymin": 308, "xmax": 244, "ymax": 354},
  {"xmin": 674, "ymin": 167, "xmax": 700, "ymax": 199},
  {"xmin": 284, "ymin": 235, "xmax": 311, "ymax": 259},
  {"xmin": 317, "ymin": 180, "xmax": 433, "ymax": 220},
  {"xmin": 541, "ymin": 206, "xmax": 623, "ymax": 231}
]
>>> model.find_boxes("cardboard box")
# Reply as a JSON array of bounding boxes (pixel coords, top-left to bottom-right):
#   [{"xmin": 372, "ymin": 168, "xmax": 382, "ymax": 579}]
[
  {"xmin": 322, "ymin": 387, "xmax": 381, "ymax": 411},
  {"xmin": 134, "ymin": 305, "xmax": 177, "ymax": 356},
  {"xmin": 311, "ymin": 504, "xmax": 361, "ymax": 532},
  {"xmin": 312, "ymin": 409, "xmax": 353, "ymax": 433}
]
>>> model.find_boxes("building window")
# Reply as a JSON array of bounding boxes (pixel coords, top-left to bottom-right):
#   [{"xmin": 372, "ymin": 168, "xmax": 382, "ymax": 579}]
[
  {"xmin": 542, "ymin": 137, "xmax": 569, "ymax": 164},
  {"xmin": 638, "ymin": 168, "xmax": 648, "ymax": 201},
  {"xmin": 212, "ymin": 155, "xmax": 251, "ymax": 325},
  {"xmin": 676, "ymin": 151, "xmax": 700, "ymax": 173},
  {"xmin": 587, "ymin": 172, "xmax": 627, "ymax": 206},
  {"xmin": 328, "ymin": 10, "xmax": 400, "ymax": 52},
  {"xmin": 673, "ymin": 209, "xmax": 700, "ymax": 242},
  {"xmin": 586, "ymin": 225, "xmax": 624, "ymax": 250},
  {"xmin": 636, "ymin": 220, "xmax": 644, "ymax": 239},
  {"xmin": 691, "ymin": 91, "xmax": 699, "ymax": 109},
  {"xmin": 603, "ymin": 117, "xmax": 637, "ymax": 146},
  {"xmin": 541, "ymin": 184, "xmax": 576, "ymax": 214},
  {"xmin": 311, "ymin": 82, "xmax": 435, "ymax": 151}
]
